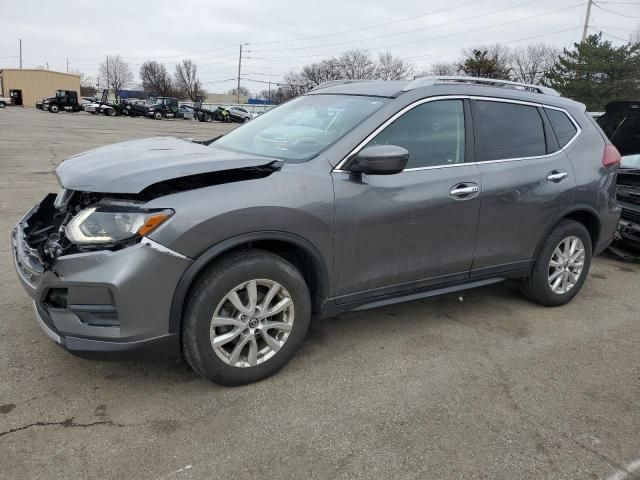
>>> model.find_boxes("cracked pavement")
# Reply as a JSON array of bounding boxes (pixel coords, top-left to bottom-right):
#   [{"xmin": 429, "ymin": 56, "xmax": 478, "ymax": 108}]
[{"xmin": 1, "ymin": 108, "xmax": 639, "ymax": 479}]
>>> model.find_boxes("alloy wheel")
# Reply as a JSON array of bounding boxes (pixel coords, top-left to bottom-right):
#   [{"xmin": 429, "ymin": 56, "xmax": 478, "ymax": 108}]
[
  {"xmin": 210, "ymin": 279, "xmax": 294, "ymax": 368},
  {"xmin": 548, "ymin": 236, "xmax": 585, "ymax": 295}
]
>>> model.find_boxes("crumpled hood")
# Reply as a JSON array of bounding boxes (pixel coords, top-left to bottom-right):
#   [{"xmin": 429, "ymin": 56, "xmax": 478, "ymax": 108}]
[{"xmin": 55, "ymin": 137, "xmax": 276, "ymax": 193}]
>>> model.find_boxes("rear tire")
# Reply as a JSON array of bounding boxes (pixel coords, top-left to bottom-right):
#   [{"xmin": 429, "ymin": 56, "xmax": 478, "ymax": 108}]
[
  {"xmin": 521, "ymin": 219, "xmax": 592, "ymax": 306},
  {"xmin": 0, "ymin": 102, "xmax": 5, "ymax": 109},
  {"xmin": 182, "ymin": 249, "xmax": 311, "ymax": 385}
]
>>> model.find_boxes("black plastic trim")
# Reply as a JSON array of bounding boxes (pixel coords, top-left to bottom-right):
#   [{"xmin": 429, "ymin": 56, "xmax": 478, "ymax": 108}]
[{"xmin": 62, "ymin": 333, "xmax": 180, "ymax": 360}]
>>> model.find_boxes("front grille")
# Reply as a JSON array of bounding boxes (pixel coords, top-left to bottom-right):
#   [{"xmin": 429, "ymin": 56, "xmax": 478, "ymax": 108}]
[{"xmin": 621, "ymin": 208, "xmax": 640, "ymax": 224}]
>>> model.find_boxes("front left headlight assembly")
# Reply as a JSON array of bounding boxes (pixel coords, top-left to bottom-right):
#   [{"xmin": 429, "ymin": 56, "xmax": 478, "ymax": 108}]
[{"xmin": 65, "ymin": 207, "xmax": 173, "ymax": 245}]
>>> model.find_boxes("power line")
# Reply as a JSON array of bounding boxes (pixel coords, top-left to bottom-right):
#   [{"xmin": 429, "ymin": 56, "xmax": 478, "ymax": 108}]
[
  {"xmin": 246, "ymin": 0, "xmax": 488, "ymax": 46},
  {"xmin": 245, "ymin": 3, "xmax": 584, "ymax": 61},
  {"xmin": 404, "ymin": 26, "xmax": 580, "ymax": 61},
  {"xmin": 594, "ymin": 3, "xmax": 640, "ymax": 18},
  {"xmin": 249, "ymin": 0, "xmax": 545, "ymax": 53}
]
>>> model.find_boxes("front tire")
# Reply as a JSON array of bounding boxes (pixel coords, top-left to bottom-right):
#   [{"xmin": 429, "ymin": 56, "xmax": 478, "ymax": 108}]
[
  {"xmin": 49, "ymin": 104, "xmax": 59, "ymax": 113},
  {"xmin": 154, "ymin": 111, "xmax": 163, "ymax": 120},
  {"xmin": 182, "ymin": 249, "xmax": 311, "ymax": 385},
  {"xmin": 521, "ymin": 219, "xmax": 592, "ymax": 306},
  {"xmin": 0, "ymin": 101, "xmax": 5, "ymax": 109}
]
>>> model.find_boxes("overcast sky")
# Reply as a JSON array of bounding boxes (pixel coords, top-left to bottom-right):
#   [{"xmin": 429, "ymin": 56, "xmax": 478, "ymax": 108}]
[{"xmin": 1, "ymin": 0, "xmax": 638, "ymax": 95}]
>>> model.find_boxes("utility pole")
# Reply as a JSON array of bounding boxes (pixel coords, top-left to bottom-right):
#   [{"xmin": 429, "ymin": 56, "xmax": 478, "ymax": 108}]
[
  {"xmin": 106, "ymin": 55, "xmax": 110, "ymax": 95},
  {"xmin": 66, "ymin": 58, "xmax": 69, "ymax": 73},
  {"xmin": 236, "ymin": 44, "xmax": 243, "ymax": 104},
  {"xmin": 581, "ymin": 0, "xmax": 593, "ymax": 41},
  {"xmin": 19, "ymin": 39, "xmax": 22, "ymax": 69},
  {"xmin": 268, "ymin": 81, "xmax": 271, "ymax": 105}
]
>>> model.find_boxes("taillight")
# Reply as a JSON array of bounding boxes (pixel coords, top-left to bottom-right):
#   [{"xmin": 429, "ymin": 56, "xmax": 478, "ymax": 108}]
[{"xmin": 603, "ymin": 144, "xmax": 621, "ymax": 167}]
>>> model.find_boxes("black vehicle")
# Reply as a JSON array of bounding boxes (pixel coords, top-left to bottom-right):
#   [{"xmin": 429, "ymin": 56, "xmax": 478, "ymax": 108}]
[
  {"xmin": 597, "ymin": 101, "xmax": 640, "ymax": 261},
  {"xmin": 42, "ymin": 90, "xmax": 82, "ymax": 113},
  {"xmin": 145, "ymin": 97, "xmax": 184, "ymax": 120},
  {"xmin": 181, "ymin": 99, "xmax": 215, "ymax": 122}
]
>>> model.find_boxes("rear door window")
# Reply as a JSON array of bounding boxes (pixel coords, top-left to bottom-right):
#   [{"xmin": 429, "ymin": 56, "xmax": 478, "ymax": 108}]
[
  {"xmin": 473, "ymin": 100, "xmax": 546, "ymax": 161},
  {"xmin": 546, "ymin": 108, "xmax": 578, "ymax": 148}
]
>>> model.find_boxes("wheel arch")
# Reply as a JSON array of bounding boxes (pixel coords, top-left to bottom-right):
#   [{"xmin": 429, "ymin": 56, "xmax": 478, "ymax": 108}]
[
  {"xmin": 168, "ymin": 231, "xmax": 330, "ymax": 333},
  {"xmin": 531, "ymin": 205, "xmax": 601, "ymax": 267}
]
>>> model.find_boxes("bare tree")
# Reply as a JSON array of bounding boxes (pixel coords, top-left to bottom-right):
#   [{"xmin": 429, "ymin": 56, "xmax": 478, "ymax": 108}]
[
  {"xmin": 226, "ymin": 86, "xmax": 251, "ymax": 97},
  {"xmin": 630, "ymin": 27, "xmax": 640, "ymax": 46},
  {"xmin": 98, "ymin": 55, "xmax": 133, "ymax": 99},
  {"xmin": 428, "ymin": 62, "xmax": 460, "ymax": 76},
  {"xmin": 511, "ymin": 44, "xmax": 560, "ymax": 84},
  {"xmin": 174, "ymin": 60, "xmax": 205, "ymax": 101},
  {"xmin": 272, "ymin": 71, "xmax": 309, "ymax": 103},
  {"xmin": 460, "ymin": 44, "xmax": 512, "ymax": 79},
  {"xmin": 337, "ymin": 50, "xmax": 377, "ymax": 80},
  {"xmin": 376, "ymin": 52, "xmax": 414, "ymax": 80},
  {"xmin": 140, "ymin": 61, "xmax": 174, "ymax": 97},
  {"xmin": 301, "ymin": 59, "xmax": 344, "ymax": 86},
  {"xmin": 71, "ymin": 69, "xmax": 97, "ymax": 97}
]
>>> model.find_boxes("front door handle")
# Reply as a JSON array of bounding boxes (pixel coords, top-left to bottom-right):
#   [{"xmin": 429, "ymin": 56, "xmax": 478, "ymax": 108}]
[
  {"xmin": 449, "ymin": 183, "xmax": 479, "ymax": 199},
  {"xmin": 547, "ymin": 170, "xmax": 568, "ymax": 183}
]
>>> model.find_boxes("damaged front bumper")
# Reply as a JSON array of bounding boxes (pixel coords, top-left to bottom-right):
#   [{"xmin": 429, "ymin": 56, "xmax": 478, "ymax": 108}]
[{"xmin": 11, "ymin": 196, "xmax": 193, "ymax": 360}]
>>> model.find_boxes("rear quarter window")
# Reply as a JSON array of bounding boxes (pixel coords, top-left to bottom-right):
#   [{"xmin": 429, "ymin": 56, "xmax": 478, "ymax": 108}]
[{"xmin": 546, "ymin": 108, "xmax": 578, "ymax": 148}]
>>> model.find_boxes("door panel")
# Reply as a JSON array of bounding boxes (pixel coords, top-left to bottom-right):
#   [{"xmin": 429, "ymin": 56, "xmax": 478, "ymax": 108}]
[
  {"xmin": 472, "ymin": 153, "xmax": 575, "ymax": 272},
  {"xmin": 332, "ymin": 164, "xmax": 481, "ymax": 301},
  {"xmin": 470, "ymin": 99, "xmax": 577, "ymax": 273}
]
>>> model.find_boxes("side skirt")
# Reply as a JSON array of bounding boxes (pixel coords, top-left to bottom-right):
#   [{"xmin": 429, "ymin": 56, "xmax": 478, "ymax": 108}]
[{"xmin": 319, "ymin": 276, "xmax": 508, "ymax": 317}]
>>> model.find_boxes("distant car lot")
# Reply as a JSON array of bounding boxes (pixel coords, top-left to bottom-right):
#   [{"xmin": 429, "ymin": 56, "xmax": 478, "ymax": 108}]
[{"xmin": 1, "ymin": 108, "xmax": 640, "ymax": 480}]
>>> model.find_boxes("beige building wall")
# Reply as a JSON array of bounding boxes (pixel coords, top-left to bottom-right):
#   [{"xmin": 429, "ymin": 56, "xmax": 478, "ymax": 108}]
[
  {"xmin": 0, "ymin": 69, "xmax": 81, "ymax": 107},
  {"xmin": 204, "ymin": 93, "xmax": 249, "ymax": 105}
]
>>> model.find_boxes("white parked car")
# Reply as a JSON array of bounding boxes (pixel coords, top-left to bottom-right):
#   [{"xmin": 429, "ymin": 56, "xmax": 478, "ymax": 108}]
[{"xmin": 0, "ymin": 96, "xmax": 12, "ymax": 108}]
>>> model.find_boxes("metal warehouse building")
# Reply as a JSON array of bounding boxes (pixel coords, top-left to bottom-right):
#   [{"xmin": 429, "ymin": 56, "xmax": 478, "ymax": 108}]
[{"xmin": 0, "ymin": 69, "xmax": 80, "ymax": 107}]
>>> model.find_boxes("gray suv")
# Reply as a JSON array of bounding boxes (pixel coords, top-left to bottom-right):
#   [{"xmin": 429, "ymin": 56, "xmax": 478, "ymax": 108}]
[{"xmin": 12, "ymin": 77, "xmax": 621, "ymax": 385}]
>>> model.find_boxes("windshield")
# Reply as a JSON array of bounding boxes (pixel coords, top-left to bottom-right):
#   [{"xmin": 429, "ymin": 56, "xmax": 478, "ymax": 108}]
[
  {"xmin": 621, "ymin": 154, "xmax": 640, "ymax": 169},
  {"xmin": 215, "ymin": 94, "xmax": 387, "ymax": 162}
]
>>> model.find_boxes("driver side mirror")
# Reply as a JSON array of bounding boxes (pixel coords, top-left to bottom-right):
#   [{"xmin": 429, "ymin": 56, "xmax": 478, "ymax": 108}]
[{"xmin": 349, "ymin": 145, "xmax": 409, "ymax": 175}]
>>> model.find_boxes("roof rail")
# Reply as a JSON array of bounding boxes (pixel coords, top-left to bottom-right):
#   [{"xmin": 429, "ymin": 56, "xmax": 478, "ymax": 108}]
[
  {"xmin": 403, "ymin": 76, "xmax": 561, "ymax": 96},
  {"xmin": 311, "ymin": 79, "xmax": 370, "ymax": 91}
]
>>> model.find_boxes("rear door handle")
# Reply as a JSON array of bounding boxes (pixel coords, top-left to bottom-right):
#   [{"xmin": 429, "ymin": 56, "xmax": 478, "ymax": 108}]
[
  {"xmin": 449, "ymin": 183, "xmax": 479, "ymax": 199},
  {"xmin": 547, "ymin": 170, "xmax": 568, "ymax": 182}
]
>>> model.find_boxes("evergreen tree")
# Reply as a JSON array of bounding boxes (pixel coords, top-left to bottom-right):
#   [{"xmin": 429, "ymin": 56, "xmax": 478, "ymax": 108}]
[
  {"xmin": 458, "ymin": 49, "xmax": 511, "ymax": 79},
  {"xmin": 545, "ymin": 33, "xmax": 640, "ymax": 111}
]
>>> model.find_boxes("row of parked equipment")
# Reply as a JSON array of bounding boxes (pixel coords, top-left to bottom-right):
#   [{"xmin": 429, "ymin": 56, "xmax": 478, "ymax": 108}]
[{"xmin": 35, "ymin": 89, "xmax": 256, "ymax": 123}]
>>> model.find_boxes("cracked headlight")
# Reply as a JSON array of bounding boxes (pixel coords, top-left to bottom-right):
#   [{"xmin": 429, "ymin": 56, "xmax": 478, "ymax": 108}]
[{"xmin": 65, "ymin": 207, "xmax": 173, "ymax": 245}]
